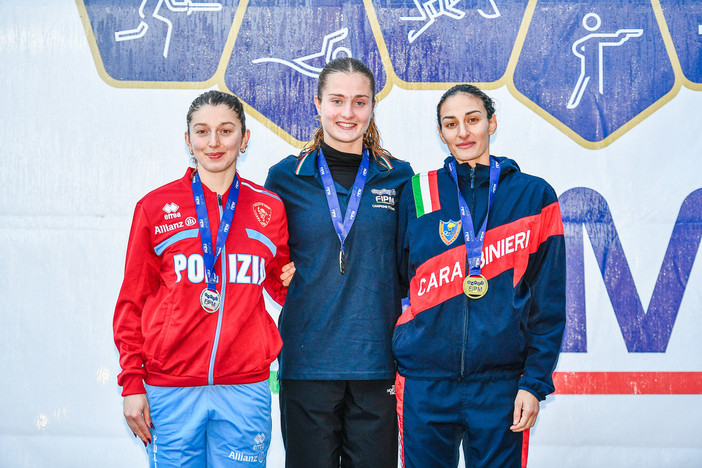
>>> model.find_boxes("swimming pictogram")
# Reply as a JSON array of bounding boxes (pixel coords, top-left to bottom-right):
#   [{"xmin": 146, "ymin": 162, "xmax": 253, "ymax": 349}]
[
  {"xmin": 399, "ymin": 0, "xmax": 501, "ymax": 43},
  {"xmin": 251, "ymin": 28, "xmax": 352, "ymax": 78},
  {"xmin": 566, "ymin": 13, "xmax": 643, "ymax": 109},
  {"xmin": 115, "ymin": 0, "xmax": 223, "ymax": 58}
]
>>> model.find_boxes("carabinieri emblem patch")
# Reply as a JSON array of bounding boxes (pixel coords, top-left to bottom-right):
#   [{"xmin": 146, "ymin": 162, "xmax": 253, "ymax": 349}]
[{"xmin": 439, "ymin": 219, "xmax": 462, "ymax": 246}]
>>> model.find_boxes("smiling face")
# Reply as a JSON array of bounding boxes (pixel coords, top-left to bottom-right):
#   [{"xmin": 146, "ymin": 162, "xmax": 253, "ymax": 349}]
[
  {"xmin": 438, "ymin": 92, "xmax": 497, "ymax": 167},
  {"xmin": 184, "ymin": 103, "xmax": 250, "ymax": 181},
  {"xmin": 314, "ymin": 71, "xmax": 374, "ymax": 154}
]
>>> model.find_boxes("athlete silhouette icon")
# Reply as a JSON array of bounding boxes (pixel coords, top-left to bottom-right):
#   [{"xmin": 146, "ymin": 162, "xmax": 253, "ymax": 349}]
[
  {"xmin": 252, "ymin": 28, "xmax": 352, "ymax": 78},
  {"xmin": 566, "ymin": 13, "xmax": 643, "ymax": 109},
  {"xmin": 399, "ymin": 0, "xmax": 501, "ymax": 43},
  {"xmin": 115, "ymin": 0, "xmax": 223, "ymax": 58}
]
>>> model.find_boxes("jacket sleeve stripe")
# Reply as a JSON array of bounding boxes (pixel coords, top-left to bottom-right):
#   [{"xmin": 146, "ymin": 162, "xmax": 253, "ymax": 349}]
[
  {"xmin": 245, "ymin": 228, "xmax": 277, "ymax": 256},
  {"xmin": 154, "ymin": 228, "xmax": 199, "ymax": 256},
  {"xmin": 240, "ymin": 181, "xmax": 282, "ymax": 201},
  {"xmin": 407, "ymin": 202, "xmax": 564, "ymax": 317},
  {"xmin": 482, "ymin": 202, "xmax": 564, "ymax": 286}
]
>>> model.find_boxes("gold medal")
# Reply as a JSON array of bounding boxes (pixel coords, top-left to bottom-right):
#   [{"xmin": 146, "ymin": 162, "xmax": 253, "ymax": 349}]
[{"xmin": 463, "ymin": 275, "xmax": 488, "ymax": 299}]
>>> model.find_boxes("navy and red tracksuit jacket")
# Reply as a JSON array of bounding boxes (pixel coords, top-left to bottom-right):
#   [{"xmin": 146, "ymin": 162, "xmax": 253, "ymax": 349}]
[{"xmin": 394, "ymin": 156, "xmax": 566, "ymax": 400}]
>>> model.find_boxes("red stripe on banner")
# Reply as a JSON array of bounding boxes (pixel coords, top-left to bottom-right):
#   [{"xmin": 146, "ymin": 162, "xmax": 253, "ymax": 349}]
[
  {"xmin": 521, "ymin": 429, "xmax": 529, "ymax": 468},
  {"xmin": 553, "ymin": 372, "xmax": 702, "ymax": 394}
]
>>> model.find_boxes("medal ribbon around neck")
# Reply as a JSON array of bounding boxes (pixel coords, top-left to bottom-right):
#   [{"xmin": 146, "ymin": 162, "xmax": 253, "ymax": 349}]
[
  {"xmin": 191, "ymin": 171, "xmax": 240, "ymax": 310},
  {"xmin": 447, "ymin": 157, "xmax": 500, "ymax": 296},
  {"xmin": 317, "ymin": 147, "xmax": 370, "ymax": 274}
]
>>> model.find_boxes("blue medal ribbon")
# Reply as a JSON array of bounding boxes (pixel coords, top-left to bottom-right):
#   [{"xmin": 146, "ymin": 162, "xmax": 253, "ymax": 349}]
[
  {"xmin": 317, "ymin": 147, "xmax": 370, "ymax": 274},
  {"xmin": 447, "ymin": 157, "xmax": 500, "ymax": 277},
  {"xmin": 191, "ymin": 171, "xmax": 240, "ymax": 291}
]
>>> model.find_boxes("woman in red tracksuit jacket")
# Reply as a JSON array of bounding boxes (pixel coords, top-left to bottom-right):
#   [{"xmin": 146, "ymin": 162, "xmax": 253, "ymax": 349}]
[{"xmin": 113, "ymin": 90, "xmax": 292, "ymax": 467}]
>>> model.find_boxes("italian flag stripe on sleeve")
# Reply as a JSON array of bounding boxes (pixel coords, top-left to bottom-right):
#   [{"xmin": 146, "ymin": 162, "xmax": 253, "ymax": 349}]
[{"xmin": 412, "ymin": 170, "xmax": 441, "ymax": 217}]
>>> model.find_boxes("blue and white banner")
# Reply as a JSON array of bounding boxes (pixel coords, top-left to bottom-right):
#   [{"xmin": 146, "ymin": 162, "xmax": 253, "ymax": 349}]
[{"xmin": 0, "ymin": 1, "xmax": 700, "ymax": 467}]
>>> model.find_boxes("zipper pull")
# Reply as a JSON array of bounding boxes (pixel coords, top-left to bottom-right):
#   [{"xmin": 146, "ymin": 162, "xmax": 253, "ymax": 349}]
[
  {"xmin": 217, "ymin": 194, "xmax": 223, "ymax": 206},
  {"xmin": 470, "ymin": 166, "xmax": 475, "ymax": 189}
]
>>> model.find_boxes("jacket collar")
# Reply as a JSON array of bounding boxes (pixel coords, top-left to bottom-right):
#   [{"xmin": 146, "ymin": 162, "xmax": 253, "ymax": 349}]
[{"xmin": 294, "ymin": 148, "xmax": 393, "ymax": 179}]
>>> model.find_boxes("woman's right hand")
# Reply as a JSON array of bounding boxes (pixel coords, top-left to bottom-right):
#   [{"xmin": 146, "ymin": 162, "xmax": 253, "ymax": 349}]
[
  {"xmin": 123, "ymin": 393, "xmax": 153, "ymax": 446},
  {"xmin": 280, "ymin": 261, "xmax": 296, "ymax": 287}
]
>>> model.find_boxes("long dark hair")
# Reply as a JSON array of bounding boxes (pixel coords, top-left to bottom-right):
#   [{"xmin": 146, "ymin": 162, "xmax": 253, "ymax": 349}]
[{"xmin": 301, "ymin": 57, "xmax": 395, "ymax": 166}]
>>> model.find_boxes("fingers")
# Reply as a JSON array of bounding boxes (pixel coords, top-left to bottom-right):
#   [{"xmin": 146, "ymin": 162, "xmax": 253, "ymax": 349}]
[
  {"xmin": 123, "ymin": 394, "xmax": 153, "ymax": 446},
  {"xmin": 143, "ymin": 400, "xmax": 154, "ymax": 431},
  {"xmin": 512, "ymin": 400, "xmax": 522, "ymax": 429},
  {"xmin": 280, "ymin": 261, "xmax": 296, "ymax": 287},
  {"xmin": 510, "ymin": 389, "xmax": 539, "ymax": 432}
]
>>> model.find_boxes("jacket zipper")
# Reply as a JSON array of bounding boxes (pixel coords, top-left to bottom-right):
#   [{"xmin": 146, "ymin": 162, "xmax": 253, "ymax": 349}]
[
  {"xmin": 460, "ymin": 297, "xmax": 468, "ymax": 379},
  {"xmin": 208, "ymin": 194, "xmax": 226, "ymax": 386}
]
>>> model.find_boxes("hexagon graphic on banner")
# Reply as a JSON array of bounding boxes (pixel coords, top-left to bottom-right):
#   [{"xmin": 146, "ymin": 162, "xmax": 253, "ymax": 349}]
[
  {"xmin": 81, "ymin": 0, "xmax": 240, "ymax": 82},
  {"xmin": 224, "ymin": 0, "xmax": 387, "ymax": 142},
  {"xmin": 512, "ymin": 0, "xmax": 676, "ymax": 144},
  {"xmin": 371, "ymin": 0, "xmax": 529, "ymax": 84},
  {"xmin": 659, "ymin": 0, "xmax": 702, "ymax": 85}
]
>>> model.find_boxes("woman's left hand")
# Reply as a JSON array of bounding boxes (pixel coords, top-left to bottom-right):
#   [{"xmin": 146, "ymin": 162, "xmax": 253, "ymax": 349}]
[
  {"xmin": 280, "ymin": 261, "xmax": 296, "ymax": 287},
  {"xmin": 510, "ymin": 389, "xmax": 539, "ymax": 432}
]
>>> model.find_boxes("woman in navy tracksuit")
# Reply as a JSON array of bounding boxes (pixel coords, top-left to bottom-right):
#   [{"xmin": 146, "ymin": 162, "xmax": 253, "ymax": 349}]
[
  {"xmin": 394, "ymin": 84, "xmax": 566, "ymax": 467},
  {"xmin": 265, "ymin": 57, "xmax": 413, "ymax": 468}
]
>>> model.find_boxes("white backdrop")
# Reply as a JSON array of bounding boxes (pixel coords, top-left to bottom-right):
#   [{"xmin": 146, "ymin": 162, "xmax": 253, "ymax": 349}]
[{"xmin": 1, "ymin": 2, "xmax": 701, "ymax": 467}]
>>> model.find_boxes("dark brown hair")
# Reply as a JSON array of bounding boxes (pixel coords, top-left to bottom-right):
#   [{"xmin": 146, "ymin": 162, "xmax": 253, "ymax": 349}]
[
  {"xmin": 436, "ymin": 84, "xmax": 496, "ymax": 125},
  {"xmin": 187, "ymin": 90, "xmax": 246, "ymax": 135}
]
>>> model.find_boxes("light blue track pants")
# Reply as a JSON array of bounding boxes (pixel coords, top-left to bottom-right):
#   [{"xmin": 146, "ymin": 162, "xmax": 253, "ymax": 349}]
[{"xmin": 144, "ymin": 381, "xmax": 272, "ymax": 467}]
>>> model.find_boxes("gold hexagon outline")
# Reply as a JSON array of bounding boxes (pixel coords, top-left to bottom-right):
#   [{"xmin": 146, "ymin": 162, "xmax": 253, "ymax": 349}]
[
  {"xmin": 218, "ymin": 0, "xmax": 397, "ymax": 148},
  {"xmin": 505, "ymin": 0, "xmax": 685, "ymax": 150},
  {"xmin": 76, "ymin": 0, "xmax": 700, "ymax": 150},
  {"xmin": 361, "ymin": 0, "xmax": 527, "ymax": 92}
]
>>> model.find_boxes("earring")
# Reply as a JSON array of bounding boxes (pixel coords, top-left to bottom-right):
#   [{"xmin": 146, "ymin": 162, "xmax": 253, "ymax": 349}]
[
  {"xmin": 189, "ymin": 149, "xmax": 194, "ymax": 155},
  {"xmin": 241, "ymin": 146, "xmax": 247, "ymax": 153}
]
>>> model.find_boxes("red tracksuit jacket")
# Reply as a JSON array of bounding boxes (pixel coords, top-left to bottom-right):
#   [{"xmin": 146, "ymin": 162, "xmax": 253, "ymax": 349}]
[{"xmin": 114, "ymin": 169, "xmax": 289, "ymax": 396}]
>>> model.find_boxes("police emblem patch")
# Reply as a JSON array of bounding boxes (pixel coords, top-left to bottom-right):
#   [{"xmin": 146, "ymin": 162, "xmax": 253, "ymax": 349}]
[
  {"xmin": 439, "ymin": 219, "xmax": 462, "ymax": 246},
  {"xmin": 253, "ymin": 202, "xmax": 272, "ymax": 227}
]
